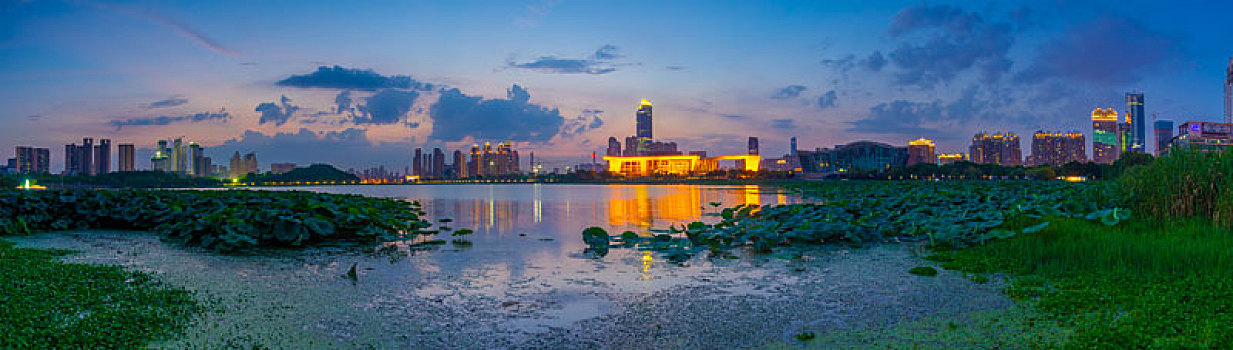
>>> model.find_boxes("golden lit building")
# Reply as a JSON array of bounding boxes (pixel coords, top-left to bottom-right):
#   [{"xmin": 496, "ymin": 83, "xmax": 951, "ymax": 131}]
[
  {"xmin": 906, "ymin": 138, "xmax": 936, "ymax": 166},
  {"xmin": 1091, "ymin": 108, "xmax": 1120, "ymax": 164},
  {"xmin": 1027, "ymin": 131, "xmax": 1086, "ymax": 166},
  {"xmin": 937, "ymin": 153, "xmax": 967, "ymax": 165},
  {"xmin": 604, "ymin": 154, "xmax": 761, "ymax": 176}
]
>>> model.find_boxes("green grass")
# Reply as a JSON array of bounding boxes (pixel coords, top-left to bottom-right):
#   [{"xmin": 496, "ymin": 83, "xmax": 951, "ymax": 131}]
[
  {"xmin": 932, "ymin": 216, "xmax": 1233, "ymax": 348},
  {"xmin": 1120, "ymin": 148, "xmax": 1232, "ymax": 229},
  {"xmin": 0, "ymin": 239, "xmax": 198, "ymax": 349}
]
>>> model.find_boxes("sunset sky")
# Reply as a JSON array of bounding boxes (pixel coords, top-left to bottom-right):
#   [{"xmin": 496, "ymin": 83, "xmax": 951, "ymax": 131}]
[{"xmin": 3, "ymin": 0, "xmax": 1231, "ymax": 172}]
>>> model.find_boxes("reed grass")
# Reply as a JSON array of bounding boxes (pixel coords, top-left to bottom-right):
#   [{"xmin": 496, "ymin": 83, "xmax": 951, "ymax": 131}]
[{"xmin": 1119, "ymin": 148, "xmax": 1233, "ymax": 229}]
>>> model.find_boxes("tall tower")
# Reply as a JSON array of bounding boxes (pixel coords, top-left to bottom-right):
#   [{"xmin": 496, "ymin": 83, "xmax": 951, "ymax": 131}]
[
  {"xmin": 117, "ymin": 144, "xmax": 135, "ymax": 172},
  {"xmin": 1091, "ymin": 108, "xmax": 1120, "ymax": 164},
  {"xmin": 747, "ymin": 137, "xmax": 759, "ymax": 155},
  {"xmin": 790, "ymin": 137, "xmax": 798, "ymax": 156},
  {"xmin": 1126, "ymin": 93, "xmax": 1145, "ymax": 153},
  {"xmin": 1225, "ymin": 57, "xmax": 1232, "ymax": 124},
  {"xmin": 81, "ymin": 137, "xmax": 94, "ymax": 175},
  {"xmin": 95, "ymin": 139, "xmax": 111, "ymax": 174},
  {"xmin": 635, "ymin": 99, "xmax": 653, "ymax": 154},
  {"xmin": 412, "ymin": 148, "xmax": 423, "ymax": 177}
]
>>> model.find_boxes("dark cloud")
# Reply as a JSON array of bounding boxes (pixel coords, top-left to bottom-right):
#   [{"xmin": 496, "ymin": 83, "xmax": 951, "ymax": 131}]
[
  {"xmin": 885, "ymin": 4, "xmax": 1015, "ymax": 87},
  {"xmin": 428, "ymin": 84, "xmax": 565, "ymax": 142},
  {"xmin": 721, "ymin": 114, "xmax": 749, "ymax": 120},
  {"xmin": 816, "ymin": 90, "xmax": 838, "ymax": 109},
  {"xmin": 1016, "ymin": 16, "xmax": 1177, "ymax": 85},
  {"xmin": 212, "ymin": 128, "xmax": 411, "ymax": 170},
  {"xmin": 562, "ymin": 109, "xmax": 605, "ymax": 136},
  {"xmin": 848, "ymin": 100, "xmax": 944, "ymax": 135},
  {"xmin": 770, "ymin": 119, "xmax": 797, "ymax": 129},
  {"xmin": 276, "ymin": 66, "xmax": 431, "ymax": 91},
  {"xmin": 146, "ymin": 97, "xmax": 188, "ymax": 109},
  {"xmin": 26, "ymin": 115, "xmax": 41, "ymax": 121},
  {"xmin": 507, "ymin": 45, "xmax": 623, "ymax": 74},
  {"xmin": 353, "ymin": 89, "xmax": 418, "ymax": 125},
  {"xmin": 255, "ymin": 95, "xmax": 299, "ymax": 126},
  {"xmin": 334, "ymin": 91, "xmax": 352, "ymax": 114},
  {"xmin": 108, "ymin": 110, "xmax": 230, "ymax": 129},
  {"xmin": 847, "ymin": 87, "xmax": 1007, "ymax": 137},
  {"xmin": 771, "ymin": 85, "xmax": 808, "ymax": 99},
  {"xmin": 860, "ymin": 51, "xmax": 887, "ymax": 72}
]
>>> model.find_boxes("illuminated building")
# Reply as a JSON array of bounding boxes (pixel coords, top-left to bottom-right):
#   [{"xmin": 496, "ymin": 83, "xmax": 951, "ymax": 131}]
[
  {"xmin": 1172, "ymin": 121, "xmax": 1233, "ymax": 152},
  {"xmin": 1126, "ymin": 93, "xmax": 1145, "ymax": 153},
  {"xmin": 1225, "ymin": 57, "xmax": 1232, "ymax": 124},
  {"xmin": 1091, "ymin": 108, "xmax": 1120, "ymax": 164},
  {"xmin": 604, "ymin": 154, "xmax": 761, "ymax": 176},
  {"xmin": 271, "ymin": 163, "xmax": 297, "ymax": 174},
  {"xmin": 1154, "ymin": 120, "xmax": 1174, "ymax": 156},
  {"xmin": 228, "ymin": 151, "xmax": 258, "ymax": 178},
  {"xmin": 117, "ymin": 144, "xmax": 135, "ymax": 172},
  {"xmin": 452, "ymin": 150, "xmax": 466, "ymax": 178},
  {"xmin": 95, "ymin": 139, "xmax": 111, "ymax": 174},
  {"xmin": 188, "ymin": 142, "xmax": 204, "ymax": 176},
  {"xmin": 938, "ymin": 153, "xmax": 967, "ymax": 165},
  {"xmin": 798, "ymin": 141, "xmax": 908, "ymax": 173},
  {"xmin": 636, "ymin": 99, "xmax": 653, "ymax": 153},
  {"xmin": 906, "ymin": 138, "xmax": 936, "ymax": 166},
  {"xmin": 969, "ymin": 132, "xmax": 1022, "ymax": 166},
  {"xmin": 1027, "ymin": 131, "xmax": 1086, "ymax": 166},
  {"xmin": 15, "ymin": 146, "xmax": 50, "ymax": 174}
]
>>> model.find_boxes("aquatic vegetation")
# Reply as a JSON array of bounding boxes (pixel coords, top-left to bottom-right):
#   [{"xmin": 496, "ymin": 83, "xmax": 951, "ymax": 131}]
[
  {"xmin": 0, "ymin": 189, "xmax": 434, "ymax": 253},
  {"xmin": 937, "ymin": 217, "xmax": 1233, "ymax": 347},
  {"xmin": 1119, "ymin": 148, "xmax": 1233, "ymax": 228},
  {"xmin": 908, "ymin": 266, "xmax": 938, "ymax": 276},
  {"xmin": 0, "ymin": 240, "xmax": 198, "ymax": 348},
  {"xmin": 581, "ymin": 181, "xmax": 1123, "ymax": 262}
]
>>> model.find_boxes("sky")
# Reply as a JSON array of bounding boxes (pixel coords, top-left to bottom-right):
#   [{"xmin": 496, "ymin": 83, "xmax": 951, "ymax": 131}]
[{"xmin": 3, "ymin": 0, "xmax": 1232, "ymax": 172}]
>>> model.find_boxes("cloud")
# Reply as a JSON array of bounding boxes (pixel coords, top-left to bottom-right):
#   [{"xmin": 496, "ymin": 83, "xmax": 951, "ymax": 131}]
[
  {"xmin": 212, "ymin": 128, "xmax": 411, "ymax": 170},
  {"xmin": 884, "ymin": 4, "xmax": 1015, "ymax": 87},
  {"xmin": 848, "ymin": 100, "xmax": 944, "ymax": 135},
  {"xmin": 1016, "ymin": 16, "xmax": 1178, "ymax": 85},
  {"xmin": 816, "ymin": 90, "xmax": 838, "ymax": 109},
  {"xmin": 514, "ymin": 0, "xmax": 562, "ymax": 27},
  {"xmin": 428, "ymin": 84, "xmax": 565, "ymax": 142},
  {"xmin": 847, "ymin": 87, "xmax": 1006, "ymax": 137},
  {"xmin": 255, "ymin": 95, "xmax": 299, "ymax": 126},
  {"xmin": 276, "ymin": 66, "xmax": 431, "ymax": 91},
  {"xmin": 108, "ymin": 110, "xmax": 230, "ymax": 129},
  {"xmin": 562, "ymin": 109, "xmax": 605, "ymax": 136},
  {"xmin": 771, "ymin": 85, "xmax": 808, "ymax": 99},
  {"xmin": 334, "ymin": 90, "xmax": 352, "ymax": 114},
  {"xmin": 146, "ymin": 96, "xmax": 188, "ymax": 109},
  {"xmin": 92, "ymin": 2, "xmax": 242, "ymax": 58},
  {"xmin": 721, "ymin": 114, "xmax": 749, "ymax": 120},
  {"xmin": 507, "ymin": 45, "xmax": 624, "ymax": 74},
  {"xmin": 770, "ymin": 119, "xmax": 797, "ymax": 129},
  {"xmin": 665, "ymin": 65, "xmax": 687, "ymax": 71},
  {"xmin": 860, "ymin": 51, "xmax": 887, "ymax": 72},
  {"xmin": 353, "ymin": 89, "xmax": 418, "ymax": 125}
]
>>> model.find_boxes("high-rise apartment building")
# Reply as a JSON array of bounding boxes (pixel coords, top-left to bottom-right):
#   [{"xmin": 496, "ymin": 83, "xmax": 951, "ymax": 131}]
[
  {"xmin": 747, "ymin": 137, "xmax": 760, "ymax": 155},
  {"xmin": 1154, "ymin": 120, "xmax": 1174, "ymax": 156},
  {"xmin": 188, "ymin": 142, "xmax": 205, "ymax": 176},
  {"xmin": 906, "ymin": 138, "xmax": 936, "ymax": 166},
  {"xmin": 1027, "ymin": 131, "xmax": 1086, "ymax": 167},
  {"xmin": 81, "ymin": 138, "xmax": 94, "ymax": 175},
  {"xmin": 412, "ymin": 148, "xmax": 423, "ymax": 178},
  {"xmin": 606, "ymin": 137, "xmax": 622, "ymax": 157},
  {"xmin": 432, "ymin": 148, "xmax": 445, "ymax": 179},
  {"xmin": 635, "ymin": 99, "xmax": 653, "ymax": 154},
  {"xmin": 153, "ymin": 140, "xmax": 170, "ymax": 172},
  {"xmin": 117, "ymin": 144, "xmax": 135, "ymax": 172},
  {"xmin": 969, "ymin": 132, "xmax": 1021, "ymax": 166},
  {"xmin": 15, "ymin": 146, "xmax": 50, "ymax": 174},
  {"xmin": 94, "ymin": 139, "xmax": 111, "ymax": 174},
  {"xmin": 1126, "ymin": 93, "xmax": 1145, "ymax": 153},
  {"xmin": 452, "ymin": 150, "xmax": 466, "ymax": 178},
  {"xmin": 1091, "ymin": 108, "xmax": 1120, "ymax": 164},
  {"xmin": 1225, "ymin": 57, "xmax": 1232, "ymax": 124}
]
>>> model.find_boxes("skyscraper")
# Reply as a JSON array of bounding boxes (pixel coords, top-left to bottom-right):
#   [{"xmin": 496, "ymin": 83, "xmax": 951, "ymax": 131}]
[
  {"xmin": 790, "ymin": 136, "xmax": 798, "ymax": 156},
  {"xmin": 606, "ymin": 137, "xmax": 621, "ymax": 157},
  {"xmin": 969, "ymin": 132, "xmax": 1021, "ymax": 166},
  {"xmin": 153, "ymin": 140, "xmax": 170, "ymax": 172},
  {"xmin": 243, "ymin": 153, "xmax": 258, "ymax": 175},
  {"xmin": 1154, "ymin": 120, "xmax": 1174, "ymax": 156},
  {"xmin": 15, "ymin": 146, "xmax": 49, "ymax": 174},
  {"xmin": 188, "ymin": 142, "xmax": 205, "ymax": 176},
  {"xmin": 81, "ymin": 137, "xmax": 94, "ymax": 175},
  {"xmin": 1126, "ymin": 93, "xmax": 1145, "ymax": 153},
  {"xmin": 635, "ymin": 99, "xmax": 653, "ymax": 154},
  {"xmin": 453, "ymin": 150, "xmax": 466, "ymax": 178},
  {"xmin": 117, "ymin": 144, "xmax": 135, "ymax": 172},
  {"xmin": 95, "ymin": 139, "xmax": 111, "ymax": 174},
  {"xmin": 1028, "ymin": 131, "xmax": 1085, "ymax": 166},
  {"xmin": 412, "ymin": 148, "xmax": 423, "ymax": 177},
  {"xmin": 1225, "ymin": 57, "xmax": 1232, "ymax": 124},
  {"xmin": 228, "ymin": 151, "xmax": 242, "ymax": 178},
  {"xmin": 432, "ymin": 148, "xmax": 445, "ymax": 179},
  {"xmin": 747, "ymin": 137, "xmax": 759, "ymax": 155},
  {"xmin": 1091, "ymin": 108, "xmax": 1120, "ymax": 164},
  {"xmin": 906, "ymin": 138, "xmax": 936, "ymax": 166}
]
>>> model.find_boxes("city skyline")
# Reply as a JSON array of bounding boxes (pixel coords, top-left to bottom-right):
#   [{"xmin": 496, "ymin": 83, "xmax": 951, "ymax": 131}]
[{"xmin": 3, "ymin": 1, "xmax": 1233, "ymax": 172}]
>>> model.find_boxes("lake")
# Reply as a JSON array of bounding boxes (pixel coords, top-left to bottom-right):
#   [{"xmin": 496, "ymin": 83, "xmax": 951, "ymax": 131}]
[{"xmin": 11, "ymin": 184, "xmax": 1013, "ymax": 349}]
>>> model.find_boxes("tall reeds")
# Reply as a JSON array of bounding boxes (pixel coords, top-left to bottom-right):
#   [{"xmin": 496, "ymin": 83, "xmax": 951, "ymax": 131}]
[{"xmin": 1119, "ymin": 148, "xmax": 1232, "ymax": 229}]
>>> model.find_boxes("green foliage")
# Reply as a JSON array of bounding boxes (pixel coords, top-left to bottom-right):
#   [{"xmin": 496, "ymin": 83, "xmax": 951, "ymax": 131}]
[
  {"xmin": 1120, "ymin": 148, "xmax": 1233, "ymax": 229},
  {"xmin": 0, "ymin": 189, "xmax": 433, "ymax": 253},
  {"xmin": 907, "ymin": 266, "xmax": 938, "ymax": 276},
  {"xmin": 583, "ymin": 181, "xmax": 1123, "ymax": 262},
  {"xmin": 941, "ymin": 217, "xmax": 1233, "ymax": 348},
  {"xmin": 794, "ymin": 332, "xmax": 816, "ymax": 342},
  {"xmin": 241, "ymin": 164, "xmax": 360, "ymax": 185},
  {"xmin": 0, "ymin": 240, "xmax": 198, "ymax": 348}
]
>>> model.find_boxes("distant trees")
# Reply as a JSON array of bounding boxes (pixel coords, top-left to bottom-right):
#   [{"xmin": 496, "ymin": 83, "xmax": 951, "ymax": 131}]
[
  {"xmin": 17, "ymin": 171, "xmax": 222, "ymax": 189},
  {"xmin": 240, "ymin": 164, "xmax": 359, "ymax": 185}
]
